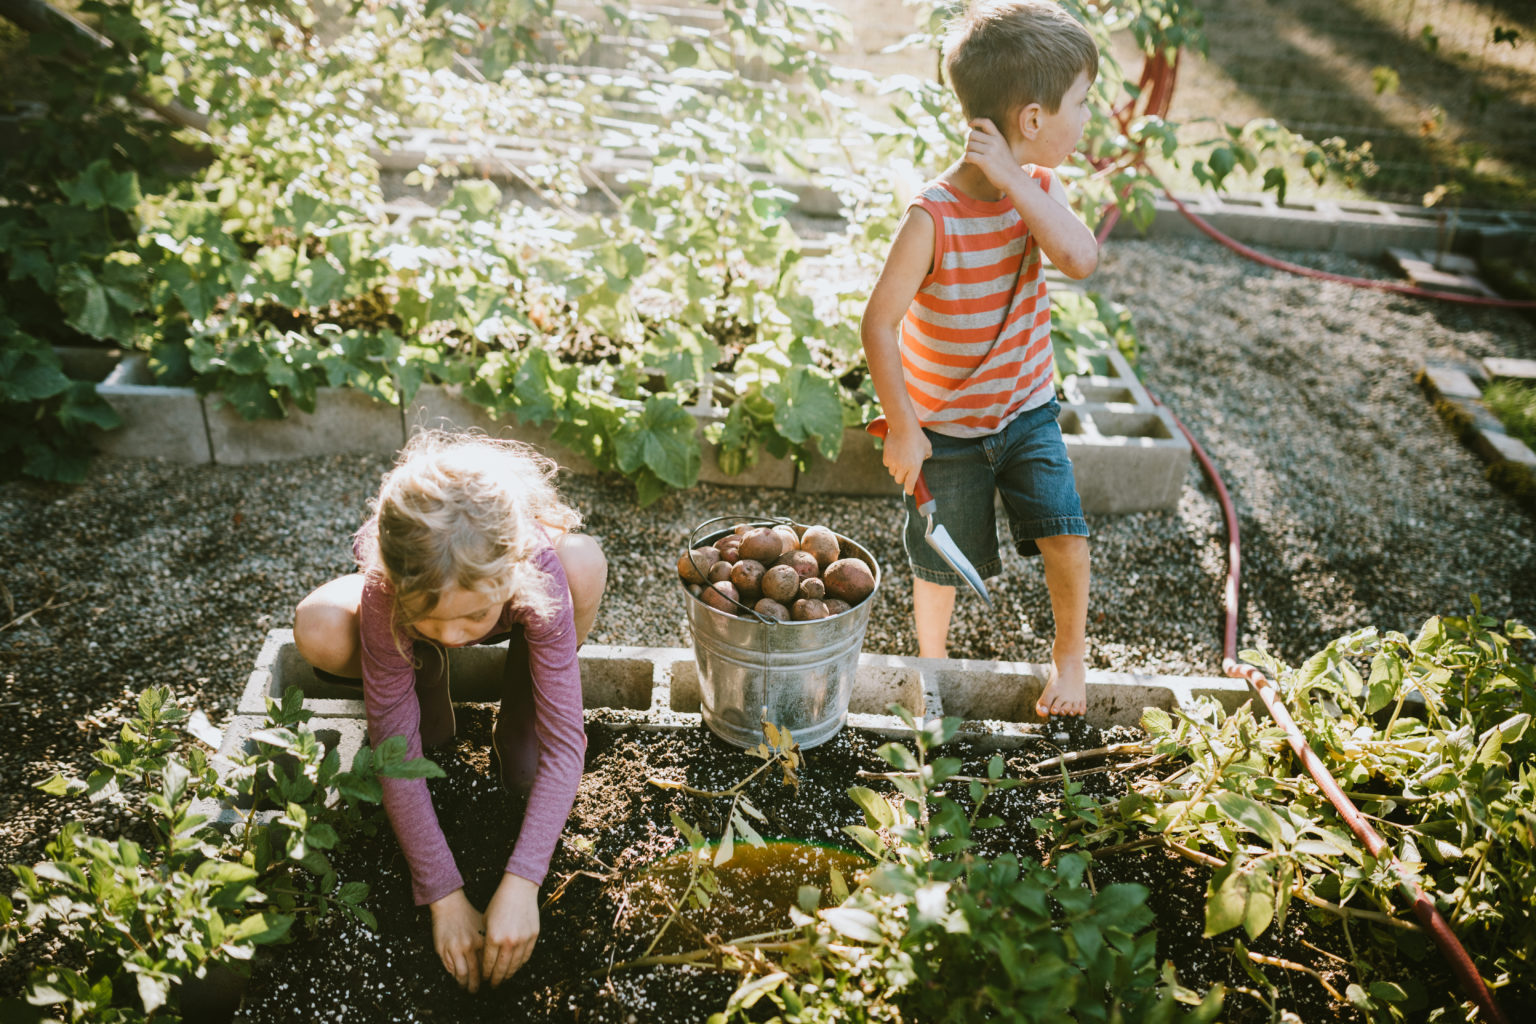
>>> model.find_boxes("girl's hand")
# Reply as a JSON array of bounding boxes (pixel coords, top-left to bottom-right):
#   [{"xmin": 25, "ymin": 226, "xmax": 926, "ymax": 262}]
[
  {"xmin": 963, "ymin": 118, "xmax": 1025, "ymax": 195},
  {"xmin": 482, "ymin": 873, "xmax": 541, "ymax": 987},
  {"xmin": 429, "ymin": 889, "xmax": 486, "ymax": 992}
]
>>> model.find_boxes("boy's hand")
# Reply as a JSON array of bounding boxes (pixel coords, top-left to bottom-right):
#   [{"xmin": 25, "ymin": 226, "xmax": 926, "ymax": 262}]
[
  {"xmin": 963, "ymin": 118, "xmax": 1026, "ymax": 195},
  {"xmin": 430, "ymin": 888, "xmax": 486, "ymax": 992},
  {"xmin": 482, "ymin": 873, "xmax": 541, "ymax": 987},
  {"xmin": 882, "ymin": 422, "xmax": 933, "ymax": 497}
]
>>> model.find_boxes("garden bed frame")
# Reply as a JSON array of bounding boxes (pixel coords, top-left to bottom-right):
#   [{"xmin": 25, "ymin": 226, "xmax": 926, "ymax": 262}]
[{"xmin": 192, "ymin": 628, "xmax": 1252, "ymax": 831}]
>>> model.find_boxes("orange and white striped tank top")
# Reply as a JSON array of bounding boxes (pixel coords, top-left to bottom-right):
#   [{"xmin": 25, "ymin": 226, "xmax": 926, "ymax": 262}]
[{"xmin": 900, "ymin": 171, "xmax": 1057, "ymax": 438}]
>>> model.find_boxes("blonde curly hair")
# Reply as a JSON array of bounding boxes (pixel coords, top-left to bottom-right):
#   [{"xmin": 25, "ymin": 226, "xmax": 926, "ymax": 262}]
[{"xmin": 358, "ymin": 430, "xmax": 582, "ymax": 636}]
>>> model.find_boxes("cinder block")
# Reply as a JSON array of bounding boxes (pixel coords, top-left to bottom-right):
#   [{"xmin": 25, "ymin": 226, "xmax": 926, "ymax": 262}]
[
  {"xmin": 695, "ymin": 408, "xmax": 797, "ymax": 490},
  {"xmin": 795, "ymin": 426, "xmax": 901, "ymax": 496},
  {"xmin": 930, "ymin": 659, "xmax": 1244, "ymax": 727},
  {"xmin": 1061, "ymin": 406, "xmax": 1188, "ymax": 516},
  {"xmin": 206, "ymin": 387, "xmax": 404, "ymax": 464},
  {"xmin": 1484, "ymin": 357, "xmax": 1536, "ymax": 382},
  {"xmin": 1477, "ymin": 429, "xmax": 1536, "ymax": 470},
  {"xmin": 93, "ymin": 354, "xmax": 212, "ymax": 463},
  {"xmin": 1419, "ymin": 364, "xmax": 1484, "ymax": 401},
  {"xmin": 243, "ymin": 630, "xmax": 664, "ymax": 716}
]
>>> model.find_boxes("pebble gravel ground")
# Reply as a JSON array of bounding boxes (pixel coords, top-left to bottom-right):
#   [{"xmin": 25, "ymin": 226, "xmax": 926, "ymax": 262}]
[{"xmin": 2, "ymin": 236, "xmax": 1535, "ymax": 928}]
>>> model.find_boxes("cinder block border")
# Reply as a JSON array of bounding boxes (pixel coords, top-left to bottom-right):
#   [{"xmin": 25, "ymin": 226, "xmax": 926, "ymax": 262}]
[
  {"xmin": 1417, "ymin": 362, "xmax": 1536, "ymax": 509},
  {"xmin": 89, "ymin": 346, "xmax": 1191, "ymax": 515}
]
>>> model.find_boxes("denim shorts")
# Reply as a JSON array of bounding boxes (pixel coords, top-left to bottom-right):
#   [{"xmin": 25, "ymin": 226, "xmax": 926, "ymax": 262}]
[{"xmin": 903, "ymin": 398, "xmax": 1089, "ymax": 585}]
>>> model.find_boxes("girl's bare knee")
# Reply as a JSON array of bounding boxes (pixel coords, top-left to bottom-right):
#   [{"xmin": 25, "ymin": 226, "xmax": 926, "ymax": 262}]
[{"xmin": 293, "ymin": 576, "xmax": 364, "ymax": 674}]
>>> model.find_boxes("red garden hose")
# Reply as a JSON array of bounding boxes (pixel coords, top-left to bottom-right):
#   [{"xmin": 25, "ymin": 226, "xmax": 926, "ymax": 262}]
[
  {"xmin": 1148, "ymin": 391, "xmax": 1510, "ymax": 1024},
  {"xmin": 1102, "ymin": 44, "xmax": 1512, "ymax": 1024}
]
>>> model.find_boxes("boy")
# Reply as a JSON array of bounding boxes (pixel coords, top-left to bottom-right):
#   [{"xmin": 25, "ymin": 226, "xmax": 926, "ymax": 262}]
[{"xmin": 860, "ymin": 0, "xmax": 1098, "ymax": 717}]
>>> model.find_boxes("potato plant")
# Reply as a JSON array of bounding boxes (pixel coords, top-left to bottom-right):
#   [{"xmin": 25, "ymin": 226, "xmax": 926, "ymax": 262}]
[{"xmin": 1, "ymin": 686, "xmax": 442, "ymax": 1023}]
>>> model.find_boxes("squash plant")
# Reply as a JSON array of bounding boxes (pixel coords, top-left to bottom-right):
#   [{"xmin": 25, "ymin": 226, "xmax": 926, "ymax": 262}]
[{"xmin": 0, "ymin": 0, "xmax": 1347, "ymax": 495}]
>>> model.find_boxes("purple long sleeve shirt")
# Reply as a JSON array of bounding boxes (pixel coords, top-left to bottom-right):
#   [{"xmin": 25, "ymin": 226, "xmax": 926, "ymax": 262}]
[{"xmin": 357, "ymin": 544, "xmax": 586, "ymax": 906}]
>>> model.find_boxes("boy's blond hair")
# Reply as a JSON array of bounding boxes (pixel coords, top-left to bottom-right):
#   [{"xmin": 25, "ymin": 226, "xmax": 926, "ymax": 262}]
[
  {"xmin": 943, "ymin": 0, "xmax": 1099, "ymax": 135},
  {"xmin": 359, "ymin": 429, "xmax": 582, "ymax": 636}
]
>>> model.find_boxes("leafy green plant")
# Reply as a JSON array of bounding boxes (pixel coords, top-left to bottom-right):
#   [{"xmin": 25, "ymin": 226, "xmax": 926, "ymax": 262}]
[
  {"xmin": 1067, "ymin": 607, "xmax": 1535, "ymax": 1022},
  {"xmin": 1482, "ymin": 378, "xmax": 1536, "ymax": 451},
  {"xmin": 1, "ymin": 686, "xmax": 442, "ymax": 1022},
  {"xmin": 2, "ymin": 0, "xmax": 1358, "ymax": 491},
  {"xmin": 621, "ymin": 712, "xmax": 1221, "ymax": 1023}
]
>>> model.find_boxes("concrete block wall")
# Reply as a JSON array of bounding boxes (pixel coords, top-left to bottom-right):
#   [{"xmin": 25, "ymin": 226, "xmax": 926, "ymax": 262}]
[
  {"xmin": 89, "ymin": 342, "xmax": 1190, "ymax": 514},
  {"xmin": 1110, "ymin": 192, "xmax": 1536, "ymax": 258},
  {"xmin": 191, "ymin": 629, "xmax": 1251, "ymax": 828}
]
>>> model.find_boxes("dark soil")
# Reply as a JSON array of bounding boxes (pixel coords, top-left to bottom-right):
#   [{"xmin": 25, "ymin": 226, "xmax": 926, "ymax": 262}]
[{"xmin": 235, "ymin": 710, "xmax": 1381, "ymax": 1024}]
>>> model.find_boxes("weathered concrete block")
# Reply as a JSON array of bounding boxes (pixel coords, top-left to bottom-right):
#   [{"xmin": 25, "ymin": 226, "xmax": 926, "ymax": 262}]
[
  {"xmin": 1060, "ymin": 406, "xmax": 1188, "ymax": 516},
  {"xmin": 1477, "ymin": 429, "xmax": 1536, "ymax": 470},
  {"xmin": 795, "ymin": 426, "xmax": 901, "ymax": 497},
  {"xmin": 244, "ymin": 630, "xmax": 659, "ymax": 715},
  {"xmin": 206, "ymin": 387, "xmax": 404, "ymax": 464},
  {"xmin": 93, "ymin": 354, "xmax": 212, "ymax": 463},
  {"xmin": 1419, "ymin": 364, "xmax": 1484, "ymax": 401},
  {"xmin": 1484, "ymin": 357, "xmax": 1536, "ymax": 381}
]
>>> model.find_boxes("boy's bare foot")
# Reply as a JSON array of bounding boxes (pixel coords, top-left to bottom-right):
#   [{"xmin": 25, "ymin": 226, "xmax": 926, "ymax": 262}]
[{"xmin": 1036, "ymin": 658, "xmax": 1087, "ymax": 718}]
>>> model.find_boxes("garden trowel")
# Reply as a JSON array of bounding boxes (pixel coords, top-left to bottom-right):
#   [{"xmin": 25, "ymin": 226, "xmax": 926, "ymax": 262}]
[{"xmin": 865, "ymin": 416, "xmax": 991, "ymax": 605}]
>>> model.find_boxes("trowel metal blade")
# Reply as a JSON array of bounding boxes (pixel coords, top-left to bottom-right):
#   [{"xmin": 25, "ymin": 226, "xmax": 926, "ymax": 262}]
[{"xmin": 926, "ymin": 522, "xmax": 991, "ymax": 605}]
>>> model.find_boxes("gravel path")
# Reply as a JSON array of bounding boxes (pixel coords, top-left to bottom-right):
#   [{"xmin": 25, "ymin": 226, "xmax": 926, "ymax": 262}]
[{"xmin": 3, "ymin": 235, "xmax": 1535, "ymax": 902}]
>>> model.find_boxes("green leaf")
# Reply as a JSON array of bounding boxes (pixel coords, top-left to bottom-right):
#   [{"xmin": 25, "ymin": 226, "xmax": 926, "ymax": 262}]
[
  {"xmin": 726, "ymin": 972, "xmax": 788, "ymax": 1012},
  {"xmin": 1210, "ymin": 791, "xmax": 1287, "ymax": 846},
  {"xmin": 136, "ymin": 972, "xmax": 170, "ymax": 1015},
  {"xmin": 770, "ymin": 366, "xmax": 843, "ymax": 458},
  {"xmin": 847, "ymin": 786, "xmax": 894, "ymax": 828},
  {"xmin": 1204, "ymin": 869, "xmax": 1246, "ymax": 936},
  {"xmin": 820, "ymin": 906, "xmax": 882, "ymax": 943},
  {"xmin": 231, "ymin": 911, "xmax": 294, "ymax": 945},
  {"xmin": 612, "ymin": 395, "xmax": 700, "ymax": 490},
  {"xmin": 714, "ymin": 822, "xmax": 735, "ymax": 866}
]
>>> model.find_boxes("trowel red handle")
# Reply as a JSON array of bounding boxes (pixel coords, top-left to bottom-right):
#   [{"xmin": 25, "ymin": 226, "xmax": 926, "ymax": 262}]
[{"xmin": 865, "ymin": 416, "xmax": 935, "ymax": 510}]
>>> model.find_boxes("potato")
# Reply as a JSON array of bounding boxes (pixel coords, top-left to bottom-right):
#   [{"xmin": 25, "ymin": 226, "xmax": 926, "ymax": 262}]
[
  {"xmin": 714, "ymin": 536, "xmax": 742, "ymax": 564},
  {"xmin": 732, "ymin": 523, "xmax": 754, "ymax": 537},
  {"xmin": 823, "ymin": 557, "xmax": 875, "ymax": 604},
  {"xmin": 738, "ymin": 527, "xmax": 783, "ymax": 565},
  {"xmin": 760, "ymin": 563, "xmax": 801, "ymax": 604},
  {"xmin": 774, "ymin": 549, "xmax": 820, "ymax": 582},
  {"xmin": 824, "ymin": 598, "xmax": 851, "ymax": 616},
  {"xmin": 730, "ymin": 558, "xmax": 766, "ymax": 599},
  {"xmin": 773, "ymin": 525, "xmax": 800, "ymax": 552},
  {"xmin": 753, "ymin": 597, "xmax": 790, "ymax": 621},
  {"xmin": 799, "ymin": 525, "xmax": 841, "ymax": 571},
  {"xmin": 707, "ymin": 560, "xmax": 734, "ymax": 584},
  {"xmin": 677, "ymin": 547, "xmax": 720, "ymax": 585},
  {"xmin": 791, "ymin": 598, "xmax": 828, "ymax": 621},
  {"xmin": 701, "ymin": 580, "xmax": 742, "ymax": 615},
  {"xmin": 798, "ymin": 576, "xmax": 825, "ymax": 601}
]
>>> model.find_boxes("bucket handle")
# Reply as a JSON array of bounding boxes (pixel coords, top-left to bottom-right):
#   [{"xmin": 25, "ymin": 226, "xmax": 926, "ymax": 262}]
[{"xmin": 684, "ymin": 514, "xmax": 801, "ymax": 625}]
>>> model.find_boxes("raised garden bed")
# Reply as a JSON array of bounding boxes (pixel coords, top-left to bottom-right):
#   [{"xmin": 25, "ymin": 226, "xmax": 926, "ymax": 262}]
[{"xmin": 86, "ymin": 345, "xmax": 1189, "ymax": 515}]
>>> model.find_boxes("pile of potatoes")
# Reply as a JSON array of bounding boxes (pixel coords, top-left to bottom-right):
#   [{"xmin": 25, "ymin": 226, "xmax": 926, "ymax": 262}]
[{"xmin": 678, "ymin": 522, "xmax": 876, "ymax": 622}]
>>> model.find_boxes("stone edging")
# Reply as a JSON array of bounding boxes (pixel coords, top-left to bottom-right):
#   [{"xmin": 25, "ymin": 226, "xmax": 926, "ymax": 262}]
[
  {"xmin": 88, "ymin": 346, "xmax": 1190, "ymax": 515},
  {"xmin": 191, "ymin": 629, "xmax": 1251, "ymax": 830},
  {"xmin": 1418, "ymin": 360, "xmax": 1536, "ymax": 509},
  {"xmin": 1109, "ymin": 192, "xmax": 1536, "ymax": 260}
]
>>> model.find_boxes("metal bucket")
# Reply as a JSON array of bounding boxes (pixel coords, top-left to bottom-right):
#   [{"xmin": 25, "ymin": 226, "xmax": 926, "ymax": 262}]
[{"xmin": 683, "ymin": 517, "xmax": 881, "ymax": 750}]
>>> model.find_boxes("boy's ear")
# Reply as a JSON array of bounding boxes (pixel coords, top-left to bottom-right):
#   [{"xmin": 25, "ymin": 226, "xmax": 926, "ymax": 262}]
[{"xmin": 1016, "ymin": 102, "xmax": 1043, "ymax": 140}]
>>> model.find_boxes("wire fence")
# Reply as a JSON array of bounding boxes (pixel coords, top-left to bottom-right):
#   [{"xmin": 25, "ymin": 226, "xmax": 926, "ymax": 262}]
[{"xmin": 1169, "ymin": 0, "xmax": 1536, "ymax": 209}]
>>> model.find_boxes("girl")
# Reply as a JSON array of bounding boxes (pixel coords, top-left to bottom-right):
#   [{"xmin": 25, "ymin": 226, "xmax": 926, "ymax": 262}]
[{"xmin": 293, "ymin": 429, "xmax": 606, "ymax": 993}]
